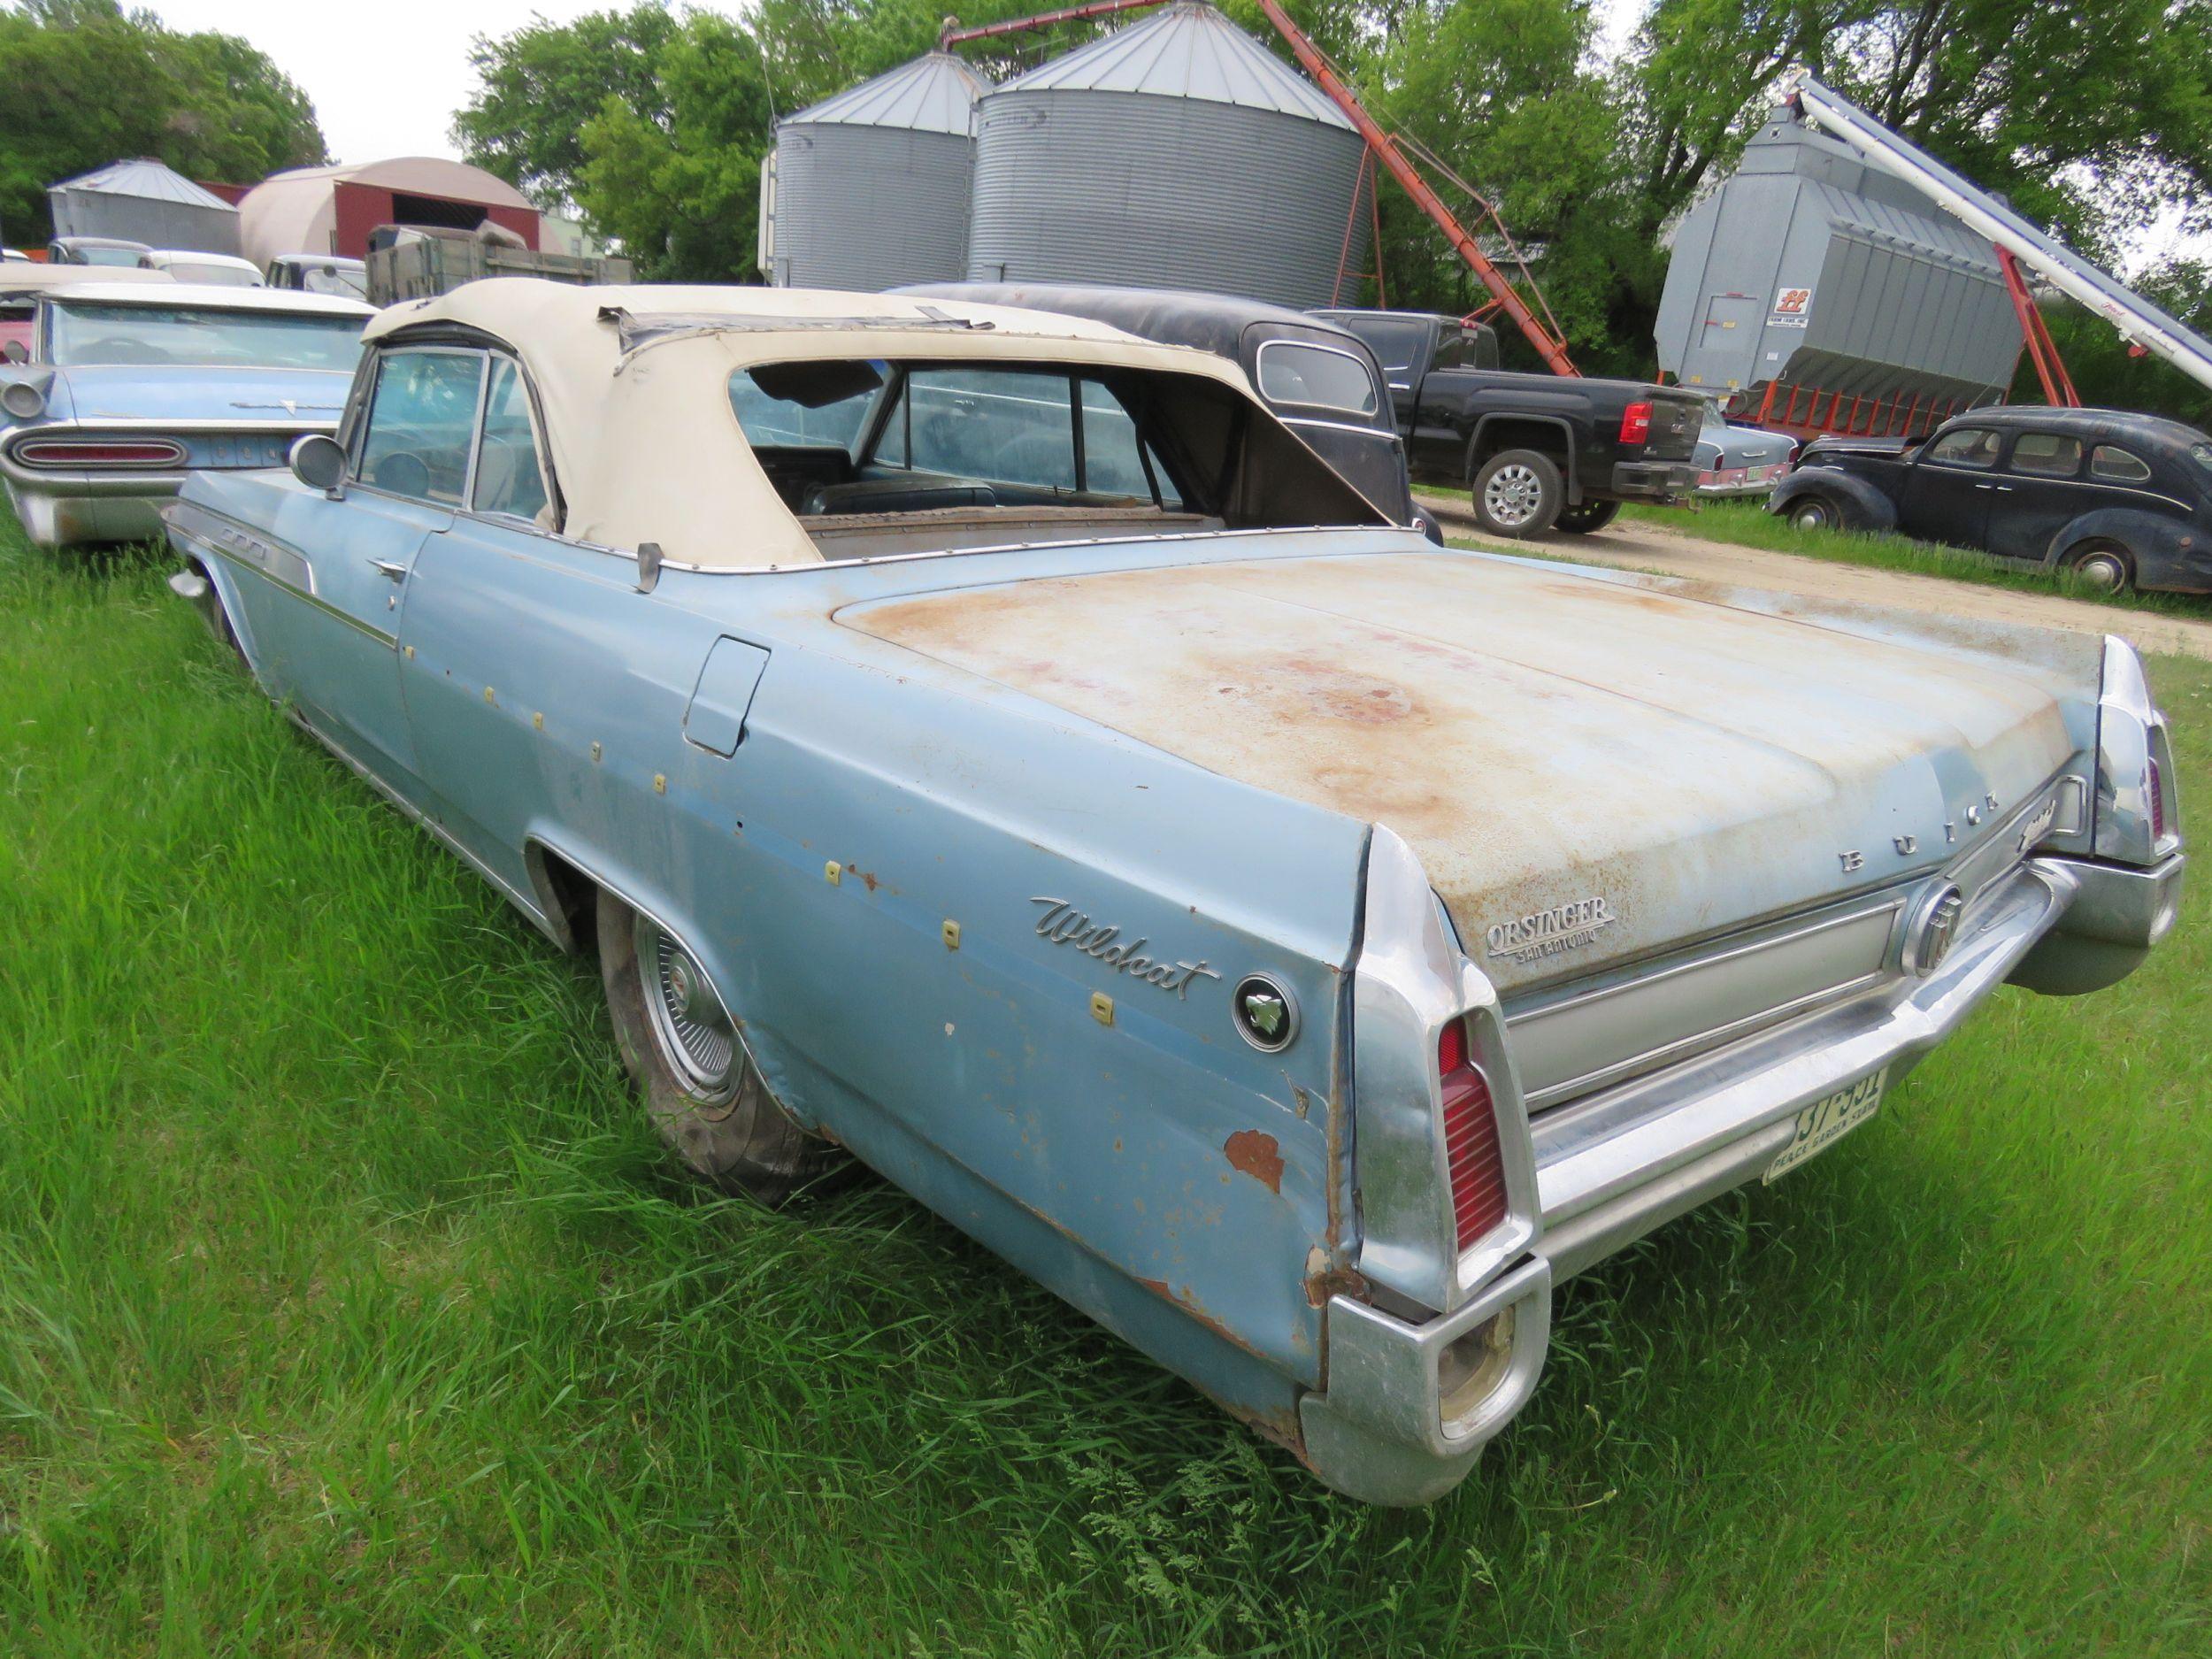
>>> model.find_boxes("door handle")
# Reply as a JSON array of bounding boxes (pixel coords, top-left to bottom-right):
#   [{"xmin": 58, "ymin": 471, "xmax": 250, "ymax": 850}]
[{"xmin": 367, "ymin": 557, "xmax": 409, "ymax": 581}]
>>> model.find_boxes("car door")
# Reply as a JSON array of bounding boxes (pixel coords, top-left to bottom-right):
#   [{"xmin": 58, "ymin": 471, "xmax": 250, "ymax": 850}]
[
  {"xmin": 1897, "ymin": 424, "xmax": 2001, "ymax": 549},
  {"xmin": 1981, "ymin": 428, "xmax": 2087, "ymax": 560},
  {"xmin": 263, "ymin": 344, "xmax": 488, "ymax": 787}
]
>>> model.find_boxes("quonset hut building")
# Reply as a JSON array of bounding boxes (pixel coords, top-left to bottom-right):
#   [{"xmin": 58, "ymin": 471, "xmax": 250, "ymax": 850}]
[
  {"xmin": 964, "ymin": 3, "xmax": 1371, "ymax": 311},
  {"xmin": 764, "ymin": 52, "xmax": 992, "ymax": 291},
  {"xmin": 1656, "ymin": 99, "xmax": 2022, "ymax": 438}
]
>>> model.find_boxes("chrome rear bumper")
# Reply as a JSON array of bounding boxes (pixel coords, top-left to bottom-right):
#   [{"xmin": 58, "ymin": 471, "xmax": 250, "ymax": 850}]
[{"xmin": 1302, "ymin": 849, "xmax": 2182, "ymax": 1504}]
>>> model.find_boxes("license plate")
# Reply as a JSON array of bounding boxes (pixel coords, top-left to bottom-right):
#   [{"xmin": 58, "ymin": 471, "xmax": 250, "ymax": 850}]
[{"xmin": 1764, "ymin": 1069, "xmax": 1887, "ymax": 1183}]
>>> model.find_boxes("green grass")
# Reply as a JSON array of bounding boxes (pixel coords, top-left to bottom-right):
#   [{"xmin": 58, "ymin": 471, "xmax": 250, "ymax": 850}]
[{"xmin": 2, "ymin": 517, "xmax": 2208, "ymax": 1655}]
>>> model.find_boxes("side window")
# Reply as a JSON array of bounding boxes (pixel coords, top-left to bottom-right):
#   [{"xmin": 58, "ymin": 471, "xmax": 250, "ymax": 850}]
[
  {"xmin": 2091, "ymin": 444, "xmax": 2153, "ymax": 484},
  {"xmin": 356, "ymin": 349, "xmax": 485, "ymax": 505},
  {"xmin": 1432, "ymin": 334, "xmax": 1469, "ymax": 371},
  {"xmin": 1924, "ymin": 426, "xmax": 2001, "ymax": 469},
  {"xmin": 2008, "ymin": 431, "xmax": 2082, "ymax": 478},
  {"xmin": 1078, "ymin": 379, "xmax": 1179, "ymax": 504},
  {"xmin": 906, "ymin": 367, "xmax": 1078, "ymax": 490},
  {"xmin": 472, "ymin": 357, "xmax": 551, "ymax": 524}
]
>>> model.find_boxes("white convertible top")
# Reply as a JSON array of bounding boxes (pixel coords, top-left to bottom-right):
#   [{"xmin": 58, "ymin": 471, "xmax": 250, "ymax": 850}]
[{"xmin": 365, "ymin": 280, "xmax": 1258, "ymax": 568}]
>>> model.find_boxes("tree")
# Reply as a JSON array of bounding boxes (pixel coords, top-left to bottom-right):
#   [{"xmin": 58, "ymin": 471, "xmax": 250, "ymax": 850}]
[{"xmin": 0, "ymin": 0, "xmax": 326, "ymax": 245}]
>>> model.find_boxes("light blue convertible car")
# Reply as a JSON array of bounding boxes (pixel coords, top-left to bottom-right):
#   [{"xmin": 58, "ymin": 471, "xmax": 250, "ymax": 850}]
[
  {"xmin": 163, "ymin": 280, "xmax": 2185, "ymax": 1503},
  {"xmin": 0, "ymin": 280, "xmax": 372, "ymax": 547}
]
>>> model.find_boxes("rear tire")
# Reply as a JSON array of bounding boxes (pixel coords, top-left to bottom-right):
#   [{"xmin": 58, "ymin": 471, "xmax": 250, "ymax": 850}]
[
  {"xmin": 2061, "ymin": 541, "xmax": 2133, "ymax": 593},
  {"xmin": 595, "ymin": 887, "xmax": 843, "ymax": 1204},
  {"xmin": 1553, "ymin": 499, "xmax": 1620, "ymax": 534},
  {"xmin": 1470, "ymin": 449, "xmax": 1563, "ymax": 538}
]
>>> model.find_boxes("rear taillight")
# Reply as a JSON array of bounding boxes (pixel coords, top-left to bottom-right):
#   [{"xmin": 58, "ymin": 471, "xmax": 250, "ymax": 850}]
[
  {"xmin": 2149, "ymin": 756, "xmax": 2166, "ymax": 843},
  {"xmin": 13, "ymin": 437, "xmax": 186, "ymax": 468},
  {"xmin": 1438, "ymin": 1018, "xmax": 1509, "ymax": 1250},
  {"xmin": 1618, "ymin": 401, "xmax": 1652, "ymax": 445}
]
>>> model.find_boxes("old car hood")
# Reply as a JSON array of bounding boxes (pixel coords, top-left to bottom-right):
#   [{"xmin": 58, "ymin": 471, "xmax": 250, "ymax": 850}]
[
  {"xmin": 44, "ymin": 364, "xmax": 354, "ymax": 424},
  {"xmin": 840, "ymin": 547, "xmax": 2095, "ymax": 990}
]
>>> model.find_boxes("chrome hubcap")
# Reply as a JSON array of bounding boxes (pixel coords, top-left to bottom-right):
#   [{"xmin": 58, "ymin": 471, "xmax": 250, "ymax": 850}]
[
  {"xmin": 2077, "ymin": 554, "xmax": 2124, "ymax": 591},
  {"xmin": 1483, "ymin": 464, "xmax": 1545, "ymax": 528},
  {"xmin": 637, "ymin": 918, "xmax": 738, "ymax": 1101}
]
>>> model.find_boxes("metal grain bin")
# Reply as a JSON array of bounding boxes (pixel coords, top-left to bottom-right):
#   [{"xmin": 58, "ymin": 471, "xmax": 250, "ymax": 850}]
[
  {"xmin": 48, "ymin": 158, "xmax": 241, "ymax": 255},
  {"xmin": 967, "ymin": 3, "xmax": 1369, "ymax": 311},
  {"xmin": 1655, "ymin": 104, "xmax": 2020, "ymax": 434},
  {"xmin": 769, "ymin": 53, "xmax": 991, "ymax": 292}
]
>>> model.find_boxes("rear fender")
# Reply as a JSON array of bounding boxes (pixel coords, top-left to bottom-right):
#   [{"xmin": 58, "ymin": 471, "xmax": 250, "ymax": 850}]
[
  {"xmin": 2045, "ymin": 507, "xmax": 2207, "ymax": 590},
  {"xmin": 1467, "ymin": 415, "xmax": 1578, "ymax": 498}
]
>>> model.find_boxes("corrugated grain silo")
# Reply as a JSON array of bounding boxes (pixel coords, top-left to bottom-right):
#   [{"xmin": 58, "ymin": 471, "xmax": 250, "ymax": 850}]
[
  {"xmin": 966, "ymin": 3, "xmax": 1370, "ymax": 310},
  {"xmin": 768, "ymin": 52, "xmax": 991, "ymax": 292},
  {"xmin": 1656, "ymin": 100, "xmax": 2022, "ymax": 434}
]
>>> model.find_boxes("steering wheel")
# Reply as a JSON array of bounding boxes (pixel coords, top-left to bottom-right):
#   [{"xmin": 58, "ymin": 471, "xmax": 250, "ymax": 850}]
[{"xmin": 372, "ymin": 450, "xmax": 433, "ymax": 498}]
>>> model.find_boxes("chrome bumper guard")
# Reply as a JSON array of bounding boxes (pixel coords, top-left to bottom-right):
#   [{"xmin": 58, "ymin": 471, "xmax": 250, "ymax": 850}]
[{"xmin": 1303, "ymin": 849, "xmax": 2182, "ymax": 1505}]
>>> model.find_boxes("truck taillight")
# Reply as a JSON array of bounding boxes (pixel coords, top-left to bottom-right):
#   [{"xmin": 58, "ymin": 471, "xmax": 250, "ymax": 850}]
[
  {"xmin": 1618, "ymin": 402, "xmax": 1652, "ymax": 444},
  {"xmin": 1438, "ymin": 1018, "xmax": 1509, "ymax": 1249}
]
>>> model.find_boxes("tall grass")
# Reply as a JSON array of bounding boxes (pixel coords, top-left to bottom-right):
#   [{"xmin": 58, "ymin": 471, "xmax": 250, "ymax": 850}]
[{"xmin": 1, "ymin": 522, "xmax": 2207, "ymax": 1655}]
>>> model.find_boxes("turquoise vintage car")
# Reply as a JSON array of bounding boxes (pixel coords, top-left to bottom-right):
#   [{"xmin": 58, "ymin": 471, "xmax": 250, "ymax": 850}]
[
  {"xmin": 162, "ymin": 280, "xmax": 2185, "ymax": 1504},
  {"xmin": 0, "ymin": 280, "xmax": 372, "ymax": 547}
]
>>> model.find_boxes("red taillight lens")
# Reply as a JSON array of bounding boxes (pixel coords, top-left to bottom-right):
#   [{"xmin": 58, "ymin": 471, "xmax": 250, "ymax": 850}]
[
  {"xmin": 1618, "ymin": 401, "xmax": 1652, "ymax": 444},
  {"xmin": 14, "ymin": 438, "xmax": 186, "ymax": 468},
  {"xmin": 2149, "ymin": 756, "xmax": 2166, "ymax": 843},
  {"xmin": 1438, "ymin": 1018, "xmax": 1509, "ymax": 1249}
]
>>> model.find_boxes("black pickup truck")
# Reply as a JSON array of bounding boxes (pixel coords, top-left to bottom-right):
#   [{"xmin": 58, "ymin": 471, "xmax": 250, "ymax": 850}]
[{"xmin": 1312, "ymin": 310, "xmax": 1704, "ymax": 536}]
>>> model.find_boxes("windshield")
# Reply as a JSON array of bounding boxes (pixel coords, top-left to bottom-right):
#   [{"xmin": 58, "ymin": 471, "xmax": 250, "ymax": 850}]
[
  {"xmin": 158, "ymin": 261, "xmax": 261, "ymax": 288},
  {"xmin": 1256, "ymin": 342, "xmax": 1379, "ymax": 416},
  {"xmin": 48, "ymin": 303, "xmax": 365, "ymax": 371},
  {"xmin": 300, "ymin": 265, "xmax": 367, "ymax": 298},
  {"xmin": 76, "ymin": 246, "xmax": 143, "ymax": 268}
]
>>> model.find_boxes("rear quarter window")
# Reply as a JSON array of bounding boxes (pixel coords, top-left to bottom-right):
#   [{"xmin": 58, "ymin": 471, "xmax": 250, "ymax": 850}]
[
  {"xmin": 2090, "ymin": 444, "xmax": 2153, "ymax": 483},
  {"xmin": 1255, "ymin": 342, "xmax": 1379, "ymax": 417}
]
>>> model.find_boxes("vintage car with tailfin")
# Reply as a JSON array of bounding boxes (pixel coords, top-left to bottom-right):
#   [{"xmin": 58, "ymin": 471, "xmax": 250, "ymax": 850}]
[
  {"xmin": 1, "ymin": 280, "xmax": 373, "ymax": 548},
  {"xmin": 162, "ymin": 280, "xmax": 2184, "ymax": 1505}
]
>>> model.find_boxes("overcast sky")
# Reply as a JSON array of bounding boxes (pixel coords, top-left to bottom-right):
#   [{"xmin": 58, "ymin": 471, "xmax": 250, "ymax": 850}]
[
  {"xmin": 145, "ymin": 0, "xmax": 2192, "ymax": 269},
  {"xmin": 148, "ymin": 0, "xmax": 1656, "ymax": 166},
  {"xmin": 146, "ymin": 1, "xmax": 612, "ymax": 165}
]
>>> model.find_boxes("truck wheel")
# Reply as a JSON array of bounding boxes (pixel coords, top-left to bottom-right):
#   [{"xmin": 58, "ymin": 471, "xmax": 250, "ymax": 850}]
[
  {"xmin": 595, "ymin": 887, "xmax": 844, "ymax": 1204},
  {"xmin": 2061, "ymin": 540, "xmax": 2133, "ymax": 593},
  {"xmin": 1554, "ymin": 500, "xmax": 1619, "ymax": 534},
  {"xmin": 1471, "ymin": 449, "xmax": 1563, "ymax": 537}
]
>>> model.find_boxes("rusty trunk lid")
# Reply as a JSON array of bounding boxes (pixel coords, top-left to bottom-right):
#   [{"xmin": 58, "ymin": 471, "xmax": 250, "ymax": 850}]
[{"xmin": 837, "ymin": 546, "xmax": 2093, "ymax": 990}]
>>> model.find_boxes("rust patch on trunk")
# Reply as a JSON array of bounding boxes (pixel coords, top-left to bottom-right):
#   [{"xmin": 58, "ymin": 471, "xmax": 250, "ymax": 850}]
[{"xmin": 1223, "ymin": 1128, "xmax": 1284, "ymax": 1193}]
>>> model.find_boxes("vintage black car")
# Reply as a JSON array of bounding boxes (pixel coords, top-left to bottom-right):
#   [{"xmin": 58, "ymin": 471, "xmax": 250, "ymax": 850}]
[
  {"xmin": 1771, "ymin": 405, "xmax": 2212, "ymax": 593},
  {"xmin": 901, "ymin": 281, "xmax": 1438, "ymax": 540}
]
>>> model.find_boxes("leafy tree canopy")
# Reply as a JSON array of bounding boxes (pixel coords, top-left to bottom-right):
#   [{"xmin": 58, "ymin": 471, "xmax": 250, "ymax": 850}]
[{"xmin": 0, "ymin": 0, "xmax": 326, "ymax": 246}]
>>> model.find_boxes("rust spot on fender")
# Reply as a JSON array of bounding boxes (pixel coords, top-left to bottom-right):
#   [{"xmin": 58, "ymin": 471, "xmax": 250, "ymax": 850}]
[{"xmin": 1224, "ymin": 1129, "xmax": 1284, "ymax": 1194}]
